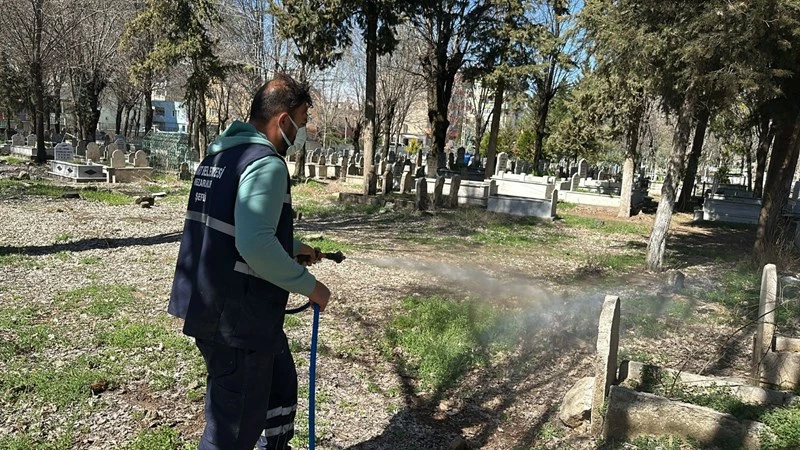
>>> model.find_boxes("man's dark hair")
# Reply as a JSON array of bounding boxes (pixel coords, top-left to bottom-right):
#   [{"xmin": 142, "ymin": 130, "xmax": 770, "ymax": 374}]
[{"xmin": 248, "ymin": 73, "xmax": 312, "ymax": 124}]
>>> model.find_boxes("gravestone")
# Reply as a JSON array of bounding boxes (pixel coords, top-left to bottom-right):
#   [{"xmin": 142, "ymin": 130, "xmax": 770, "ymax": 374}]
[
  {"xmin": 110, "ymin": 150, "xmax": 125, "ymax": 169},
  {"xmin": 114, "ymin": 136, "xmax": 127, "ymax": 151},
  {"xmin": 448, "ymin": 152, "xmax": 455, "ymax": 169},
  {"xmin": 753, "ymin": 264, "xmax": 777, "ymax": 385},
  {"xmin": 128, "ymin": 153, "xmax": 136, "ymax": 164},
  {"xmin": 54, "ymin": 142, "xmax": 73, "ymax": 162},
  {"xmin": 415, "ymin": 166, "xmax": 426, "ymax": 178},
  {"xmin": 11, "ymin": 134, "xmax": 24, "ymax": 146},
  {"xmin": 793, "ymin": 181, "xmax": 800, "ymax": 200},
  {"xmin": 134, "ymin": 150, "xmax": 148, "ymax": 168},
  {"xmin": 578, "ymin": 158, "xmax": 589, "ymax": 179},
  {"xmin": 415, "ymin": 150, "xmax": 423, "ymax": 169},
  {"xmin": 329, "ymin": 153, "xmax": 339, "ymax": 166},
  {"xmin": 381, "ymin": 167, "xmax": 393, "ymax": 195},
  {"xmin": 449, "ymin": 175, "xmax": 461, "ymax": 208},
  {"xmin": 467, "ymin": 156, "xmax": 476, "ymax": 168},
  {"xmin": 86, "ymin": 143, "xmax": 101, "ymax": 162},
  {"xmin": 340, "ymin": 156, "xmax": 348, "ymax": 181},
  {"xmin": 317, "ymin": 155, "xmax": 327, "ymax": 179},
  {"xmin": 515, "ymin": 161, "xmax": 524, "ymax": 175},
  {"xmin": 457, "ymin": 147, "xmax": 465, "ymax": 166},
  {"xmin": 77, "ymin": 140, "xmax": 88, "ymax": 157},
  {"xmin": 392, "ymin": 161, "xmax": 403, "ymax": 180},
  {"xmin": 571, "ymin": 173, "xmax": 580, "ymax": 191},
  {"xmin": 387, "ymin": 150, "xmax": 396, "ymax": 163},
  {"xmin": 426, "ymin": 153, "xmax": 438, "ymax": 178},
  {"xmin": 179, "ymin": 162, "xmax": 192, "ymax": 180},
  {"xmin": 591, "ymin": 295, "xmax": 620, "ymax": 436},
  {"xmin": 347, "ymin": 162, "xmax": 358, "ymax": 176},
  {"xmin": 26, "ymin": 134, "xmax": 37, "ymax": 147},
  {"xmin": 597, "ymin": 169, "xmax": 606, "ymax": 181},
  {"xmin": 496, "ymin": 152, "xmax": 509, "ymax": 176},
  {"xmin": 400, "ymin": 165, "xmax": 413, "ymax": 194},
  {"xmin": 437, "ymin": 151, "xmax": 446, "ymax": 172},
  {"xmin": 415, "ymin": 177, "xmax": 429, "ymax": 211},
  {"xmin": 433, "ymin": 176, "xmax": 445, "ymax": 208},
  {"xmin": 312, "ymin": 149, "xmax": 322, "ymax": 164}
]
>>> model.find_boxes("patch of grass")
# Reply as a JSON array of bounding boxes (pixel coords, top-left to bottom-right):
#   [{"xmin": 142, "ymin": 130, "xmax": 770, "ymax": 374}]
[
  {"xmin": 79, "ymin": 255, "xmax": 101, "ymax": 265},
  {"xmin": 283, "ymin": 314, "xmax": 303, "ymax": 329},
  {"xmin": 621, "ymin": 295, "xmax": 693, "ymax": 339},
  {"xmin": 58, "ymin": 284, "xmax": 136, "ymax": 318},
  {"xmin": 0, "ymin": 429, "xmax": 74, "ymax": 450},
  {"xmin": 96, "ymin": 319, "xmax": 191, "ymax": 351},
  {"xmin": 0, "ymin": 253, "xmax": 38, "ymax": 268},
  {"xmin": 1, "ymin": 356, "xmax": 119, "ymax": 408},
  {"xmin": 54, "ymin": 232, "xmax": 72, "ymax": 243},
  {"xmin": 384, "ymin": 295, "xmax": 521, "ymax": 392},
  {"xmin": 123, "ymin": 425, "xmax": 192, "ymax": 450},
  {"xmin": 561, "ymin": 213, "xmax": 648, "ymax": 235},
  {"xmin": 80, "ymin": 189, "xmax": 132, "ymax": 206},
  {"xmin": 697, "ymin": 262, "xmax": 760, "ymax": 321},
  {"xmin": 600, "ymin": 435, "xmax": 701, "ymax": 450},
  {"xmin": 1, "ymin": 155, "xmax": 28, "ymax": 165},
  {"xmin": 472, "ymin": 223, "xmax": 570, "ymax": 247},
  {"xmin": 761, "ymin": 404, "xmax": 800, "ymax": 450},
  {"xmin": 0, "ymin": 305, "xmax": 51, "ymax": 357}
]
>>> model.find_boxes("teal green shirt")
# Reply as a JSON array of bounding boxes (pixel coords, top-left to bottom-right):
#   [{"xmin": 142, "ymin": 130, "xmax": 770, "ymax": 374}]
[{"xmin": 209, "ymin": 120, "xmax": 317, "ymax": 296}]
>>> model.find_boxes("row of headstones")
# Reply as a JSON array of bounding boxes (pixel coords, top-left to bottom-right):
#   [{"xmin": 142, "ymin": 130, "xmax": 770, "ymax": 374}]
[{"xmin": 10, "ymin": 133, "xmax": 129, "ymax": 152}]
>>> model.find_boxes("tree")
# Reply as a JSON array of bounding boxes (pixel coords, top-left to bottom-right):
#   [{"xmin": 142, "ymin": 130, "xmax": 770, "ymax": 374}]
[
  {"xmin": 408, "ymin": 0, "xmax": 497, "ymax": 170},
  {"xmin": 0, "ymin": 0, "xmax": 73, "ymax": 162},
  {"xmin": 124, "ymin": 0, "xmax": 228, "ymax": 158}
]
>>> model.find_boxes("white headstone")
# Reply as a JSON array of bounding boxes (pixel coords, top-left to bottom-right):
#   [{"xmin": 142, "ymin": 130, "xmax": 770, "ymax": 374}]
[
  {"xmin": 54, "ymin": 142, "xmax": 74, "ymax": 162},
  {"xmin": 11, "ymin": 134, "xmax": 24, "ymax": 146},
  {"xmin": 133, "ymin": 150, "xmax": 148, "ymax": 168},
  {"xmin": 110, "ymin": 150, "xmax": 125, "ymax": 168},
  {"xmin": 496, "ymin": 152, "xmax": 509, "ymax": 176},
  {"xmin": 26, "ymin": 134, "xmax": 36, "ymax": 147},
  {"xmin": 115, "ymin": 136, "xmax": 126, "ymax": 151}
]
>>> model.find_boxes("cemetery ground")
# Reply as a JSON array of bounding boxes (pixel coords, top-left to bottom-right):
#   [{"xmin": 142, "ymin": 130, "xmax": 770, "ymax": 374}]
[{"xmin": 2, "ymin": 157, "xmax": 800, "ymax": 450}]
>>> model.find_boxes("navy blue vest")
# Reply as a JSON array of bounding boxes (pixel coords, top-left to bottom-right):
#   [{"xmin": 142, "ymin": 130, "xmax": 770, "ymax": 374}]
[{"xmin": 168, "ymin": 143, "xmax": 293, "ymax": 351}]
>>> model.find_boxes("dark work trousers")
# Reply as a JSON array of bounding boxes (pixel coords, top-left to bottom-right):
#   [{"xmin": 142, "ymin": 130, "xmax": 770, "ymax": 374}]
[
  {"xmin": 196, "ymin": 337, "xmax": 275, "ymax": 450},
  {"xmin": 257, "ymin": 333, "xmax": 298, "ymax": 450}
]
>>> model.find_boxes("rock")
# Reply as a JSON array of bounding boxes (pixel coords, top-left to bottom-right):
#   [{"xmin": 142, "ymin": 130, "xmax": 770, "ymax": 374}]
[
  {"xmin": 448, "ymin": 436, "xmax": 469, "ymax": 450},
  {"xmin": 666, "ymin": 270, "xmax": 685, "ymax": 291},
  {"xmin": 560, "ymin": 376, "xmax": 594, "ymax": 428},
  {"xmin": 61, "ymin": 192, "xmax": 81, "ymax": 199},
  {"xmin": 135, "ymin": 196, "xmax": 155, "ymax": 208},
  {"xmin": 151, "ymin": 192, "xmax": 167, "ymax": 198},
  {"xmin": 17, "ymin": 171, "xmax": 30, "ymax": 180}
]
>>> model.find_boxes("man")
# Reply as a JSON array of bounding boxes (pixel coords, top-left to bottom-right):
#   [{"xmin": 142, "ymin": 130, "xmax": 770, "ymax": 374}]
[{"xmin": 169, "ymin": 73, "xmax": 331, "ymax": 450}]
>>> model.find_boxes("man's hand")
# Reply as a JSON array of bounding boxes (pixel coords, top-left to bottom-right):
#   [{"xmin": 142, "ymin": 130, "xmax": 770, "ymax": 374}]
[
  {"xmin": 309, "ymin": 280, "xmax": 331, "ymax": 312},
  {"xmin": 296, "ymin": 243, "xmax": 321, "ymax": 266}
]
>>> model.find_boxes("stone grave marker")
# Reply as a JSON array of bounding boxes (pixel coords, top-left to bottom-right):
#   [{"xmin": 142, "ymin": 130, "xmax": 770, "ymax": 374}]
[
  {"xmin": 86, "ymin": 143, "xmax": 101, "ymax": 162},
  {"xmin": 110, "ymin": 150, "xmax": 125, "ymax": 169},
  {"xmin": 134, "ymin": 150, "xmax": 148, "ymax": 167},
  {"xmin": 54, "ymin": 142, "xmax": 74, "ymax": 162}
]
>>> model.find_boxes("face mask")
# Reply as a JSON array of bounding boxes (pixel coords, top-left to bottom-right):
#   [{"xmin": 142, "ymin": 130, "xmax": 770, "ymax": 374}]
[{"xmin": 280, "ymin": 115, "xmax": 307, "ymax": 155}]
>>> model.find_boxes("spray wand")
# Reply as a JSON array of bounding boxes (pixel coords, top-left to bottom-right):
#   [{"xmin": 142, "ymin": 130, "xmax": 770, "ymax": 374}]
[{"xmin": 287, "ymin": 249, "xmax": 345, "ymax": 450}]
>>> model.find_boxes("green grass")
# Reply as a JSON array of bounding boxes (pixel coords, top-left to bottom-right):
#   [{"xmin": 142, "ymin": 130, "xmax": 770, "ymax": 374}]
[
  {"xmin": 0, "ymin": 253, "xmax": 38, "ymax": 268},
  {"xmin": 0, "ymin": 305, "xmax": 51, "ymax": 357},
  {"xmin": 384, "ymin": 295, "xmax": 521, "ymax": 393},
  {"xmin": 284, "ymin": 314, "xmax": 303, "ymax": 329},
  {"xmin": 54, "ymin": 232, "xmax": 72, "ymax": 243},
  {"xmin": 697, "ymin": 262, "xmax": 760, "ymax": 321},
  {"xmin": 57, "ymin": 284, "xmax": 137, "ymax": 318},
  {"xmin": 79, "ymin": 255, "xmax": 101, "ymax": 265},
  {"xmin": 621, "ymin": 295, "xmax": 694, "ymax": 339},
  {"xmin": 96, "ymin": 319, "xmax": 191, "ymax": 351},
  {"xmin": 561, "ymin": 213, "xmax": 649, "ymax": 234},
  {"xmin": 0, "ymin": 429, "xmax": 74, "ymax": 450},
  {"xmin": 1, "ymin": 355, "xmax": 120, "ymax": 408},
  {"xmin": 472, "ymin": 223, "xmax": 570, "ymax": 247},
  {"xmin": 0, "ymin": 179, "xmax": 133, "ymax": 205},
  {"xmin": 81, "ymin": 189, "xmax": 132, "ymax": 206},
  {"xmin": 761, "ymin": 404, "xmax": 800, "ymax": 450},
  {"xmin": 122, "ymin": 425, "xmax": 193, "ymax": 450},
  {"xmin": 0, "ymin": 155, "xmax": 28, "ymax": 165}
]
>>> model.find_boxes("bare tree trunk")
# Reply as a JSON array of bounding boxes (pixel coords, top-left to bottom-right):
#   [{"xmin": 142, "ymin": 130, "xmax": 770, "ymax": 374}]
[
  {"xmin": 646, "ymin": 99, "xmax": 695, "ymax": 271},
  {"xmin": 144, "ymin": 85, "xmax": 153, "ymax": 133},
  {"xmin": 618, "ymin": 103, "xmax": 645, "ymax": 218},
  {"xmin": 754, "ymin": 117, "xmax": 774, "ymax": 199},
  {"xmin": 33, "ymin": 0, "xmax": 46, "ymax": 163},
  {"xmin": 293, "ymin": 144, "xmax": 306, "ymax": 179},
  {"xmin": 115, "ymin": 103, "xmax": 124, "ymax": 135},
  {"xmin": 746, "ymin": 140, "xmax": 753, "ymax": 192},
  {"xmin": 484, "ymin": 77, "xmax": 505, "ymax": 179},
  {"xmin": 676, "ymin": 107, "xmax": 711, "ymax": 212},
  {"xmin": 363, "ymin": 2, "xmax": 377, "ymax": 195},
  {"xmin": 753, "ymin": 112, "xmax": 800, "ymax": 265}
]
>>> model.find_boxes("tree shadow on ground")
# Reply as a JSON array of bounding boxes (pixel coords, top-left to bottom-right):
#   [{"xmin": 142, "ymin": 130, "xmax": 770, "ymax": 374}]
[
  {"xmin": 666, "ymin": 222, "xmax": 756, "ymax": 269},
  {"xmin": 335, "ymin": 282, "xmax": 602, "ymax": 450},
  {"xmin": 0, "ymin": 232, "xmax": 182, "ymax": 256}
]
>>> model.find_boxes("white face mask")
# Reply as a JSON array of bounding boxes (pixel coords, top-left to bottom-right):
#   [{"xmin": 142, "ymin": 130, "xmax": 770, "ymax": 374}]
[{"xmin": 280, "ymin": 115, "xmax": 307, "ymax": 155}]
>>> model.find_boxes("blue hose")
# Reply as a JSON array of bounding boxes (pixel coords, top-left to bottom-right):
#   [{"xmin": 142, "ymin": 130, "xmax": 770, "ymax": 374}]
[{"xmin": 309, "ymin": 303, "xmax": 320, "ymax": 450}]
